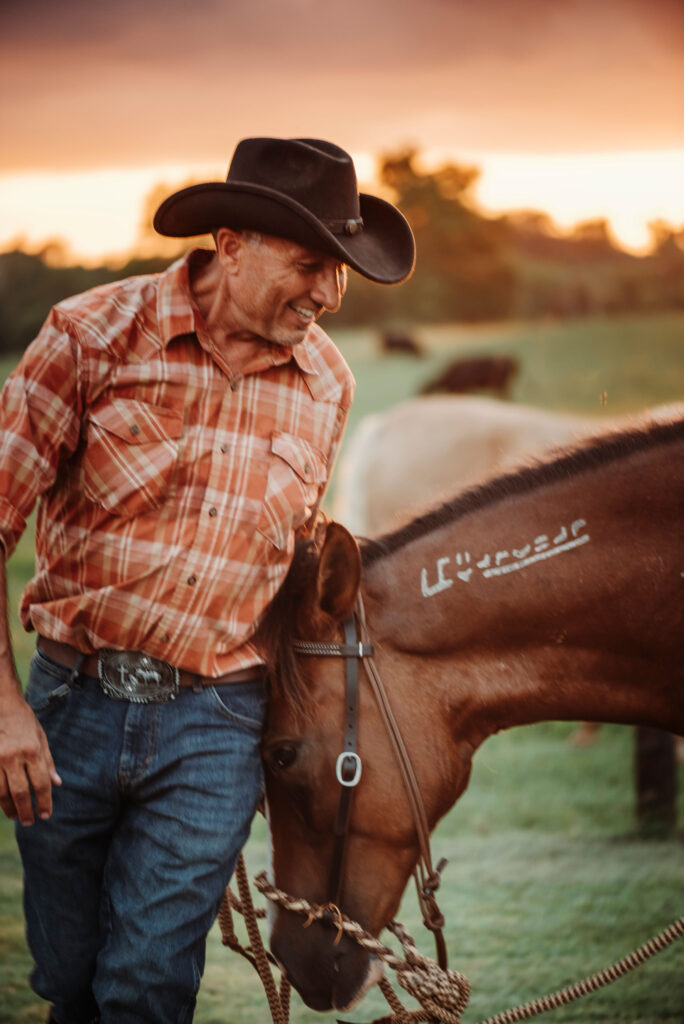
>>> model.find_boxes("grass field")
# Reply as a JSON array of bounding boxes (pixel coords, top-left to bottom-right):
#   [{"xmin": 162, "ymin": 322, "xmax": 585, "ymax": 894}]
[{"xmin": 1, "ymin": 312, "xmax": 682, "ymax": 1022}]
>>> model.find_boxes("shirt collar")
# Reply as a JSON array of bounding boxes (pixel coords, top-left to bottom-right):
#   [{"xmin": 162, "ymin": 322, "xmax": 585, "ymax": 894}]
[{"xmin": 157, "ymin": 249, "xmax": 210, "ymax": 348}]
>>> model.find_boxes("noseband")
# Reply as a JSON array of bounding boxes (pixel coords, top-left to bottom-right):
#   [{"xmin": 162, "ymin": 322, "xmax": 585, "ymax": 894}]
[{"xmin": 292, "ymin": 602, "xmax": 448, "ymax": 969}]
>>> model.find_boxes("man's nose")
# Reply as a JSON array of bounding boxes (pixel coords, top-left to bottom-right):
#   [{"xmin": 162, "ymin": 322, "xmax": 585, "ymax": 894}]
[{"xmin": 311, "ymin": 264, "xmax": 345, "ymax": 312}]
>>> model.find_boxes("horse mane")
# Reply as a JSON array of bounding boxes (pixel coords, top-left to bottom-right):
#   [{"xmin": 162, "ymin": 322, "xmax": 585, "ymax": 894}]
[{"xmin": 361, "ymin": 416, "xmax": 683, "ymax": 567}]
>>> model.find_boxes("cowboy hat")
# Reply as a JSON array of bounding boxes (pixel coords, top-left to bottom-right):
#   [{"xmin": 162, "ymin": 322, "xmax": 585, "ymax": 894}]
[{"xmin": 153, "ymin": 137, "xmax": 415, "ymax": 284}]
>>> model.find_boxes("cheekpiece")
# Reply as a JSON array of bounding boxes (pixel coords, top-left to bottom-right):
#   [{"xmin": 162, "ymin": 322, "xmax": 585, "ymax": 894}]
[{"xmin": 98, "ymin": 650, "xmax": 179, "ymax": 703}]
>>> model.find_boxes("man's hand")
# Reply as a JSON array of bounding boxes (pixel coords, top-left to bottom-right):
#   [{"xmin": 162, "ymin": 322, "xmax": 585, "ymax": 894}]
[{"xmin": 0, "ymin": 692, "xmax": 61, "ymax": 825}]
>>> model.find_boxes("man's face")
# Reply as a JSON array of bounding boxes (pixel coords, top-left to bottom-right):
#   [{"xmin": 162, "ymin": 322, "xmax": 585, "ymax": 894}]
[{"xmin": 227, "ymin": 234, "xmax": 348, "ymax": 347}]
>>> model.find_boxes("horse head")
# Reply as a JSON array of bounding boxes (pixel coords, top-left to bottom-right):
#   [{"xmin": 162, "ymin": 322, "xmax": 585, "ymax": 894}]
[{"xmin": 260, "ymin": 522, "xmax": 462, "ymax": 1012}]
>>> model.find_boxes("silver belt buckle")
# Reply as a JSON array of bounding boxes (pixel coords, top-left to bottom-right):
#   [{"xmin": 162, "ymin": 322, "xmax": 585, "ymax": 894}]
[{"xmin": 98, "ymin": 650, "xmax": 179, "ymax": 704}]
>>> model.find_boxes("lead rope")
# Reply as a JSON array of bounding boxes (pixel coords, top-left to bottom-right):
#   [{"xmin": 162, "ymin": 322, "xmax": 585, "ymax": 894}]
[
  {"xmin": 217, "ymin": 855, "xmax": 290, "ymax": 1024},
  {"xmin": 250, "ymin": 872, "xmax": 684, "ymax": 1024}
]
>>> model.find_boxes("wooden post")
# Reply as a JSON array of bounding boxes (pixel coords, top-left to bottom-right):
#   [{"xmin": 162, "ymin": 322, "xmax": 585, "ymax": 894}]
[{"xmin": 635, "ymin": 727, "xmax": 677, "ymax": 835}]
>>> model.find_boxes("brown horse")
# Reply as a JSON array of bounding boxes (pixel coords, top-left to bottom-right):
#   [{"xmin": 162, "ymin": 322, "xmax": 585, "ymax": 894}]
[{"xmin": 258, "ymin": 415, "xmax": 684, "ymax": 1014}]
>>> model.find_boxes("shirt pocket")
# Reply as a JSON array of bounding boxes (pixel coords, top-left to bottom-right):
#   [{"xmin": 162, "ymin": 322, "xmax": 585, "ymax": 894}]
[
  {"xmin": 82, "ymin": 398, "xmax": 184, "ymax": 517},
  {"xmin": 257, "ymin": 431, "xmax": 327, "ymax": 550}
]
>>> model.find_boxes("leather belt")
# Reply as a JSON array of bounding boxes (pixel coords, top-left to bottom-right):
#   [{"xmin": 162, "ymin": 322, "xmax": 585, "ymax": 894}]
[{"xmin": 37, "ymin": 636, "xmax": 264, "ymax": 689}]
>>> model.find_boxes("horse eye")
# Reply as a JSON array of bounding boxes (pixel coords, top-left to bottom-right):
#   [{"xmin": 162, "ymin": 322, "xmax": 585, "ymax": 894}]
[{"xmin": 270, "ymin": 745, "xmax": 298, "ymax": 772}]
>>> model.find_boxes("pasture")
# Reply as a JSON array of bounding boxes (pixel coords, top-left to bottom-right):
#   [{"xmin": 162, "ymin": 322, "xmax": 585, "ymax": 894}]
[{"xmin": 0, "ymin": 311, "xmax": 682, "ymax": 1023}]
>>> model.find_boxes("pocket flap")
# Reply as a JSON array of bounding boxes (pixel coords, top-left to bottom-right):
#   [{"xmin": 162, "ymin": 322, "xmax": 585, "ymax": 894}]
[
  {"xmin": 270, "ymin": 432, "xmax": 326, "ymax": 485},
  {"xmin": 88, "ymin": 399, "xmax": 183, "ymax": 444}
]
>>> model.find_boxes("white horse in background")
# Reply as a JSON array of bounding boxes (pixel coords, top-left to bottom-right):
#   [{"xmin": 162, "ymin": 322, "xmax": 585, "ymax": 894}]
[{"xmin": 333, "ymin": 395, "xmax": 682, "ymax": 537}]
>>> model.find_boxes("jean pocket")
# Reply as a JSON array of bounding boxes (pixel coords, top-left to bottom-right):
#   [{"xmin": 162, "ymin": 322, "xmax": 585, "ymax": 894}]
[
  {"xmin": 25, "ymin": 651, "xmax": 74, "ymax": 713},
  {"xmin": 207, "ymin": 680, "xmax": 267, "ymax": 732}
]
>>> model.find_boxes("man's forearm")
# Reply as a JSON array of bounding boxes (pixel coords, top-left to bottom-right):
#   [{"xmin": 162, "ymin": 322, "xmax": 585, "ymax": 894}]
[{"xmin": 0, "ymin": 550, "xmax": 22, "ymax": 697}]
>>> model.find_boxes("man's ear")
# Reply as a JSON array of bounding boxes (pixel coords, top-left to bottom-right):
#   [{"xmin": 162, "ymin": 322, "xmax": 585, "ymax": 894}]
[
  {"xmin": 215, "ymin": 227, "xmax": 242, "ymax": 271},
  {"xmin": 315, "ymin": 522, "xmax": 361, "ymax": 621}
]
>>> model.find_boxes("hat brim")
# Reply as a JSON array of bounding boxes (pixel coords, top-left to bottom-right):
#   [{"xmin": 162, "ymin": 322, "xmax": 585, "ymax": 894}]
[{"xmin": 153, "ymin": 181, "xmax": 414, "ymax": 284}]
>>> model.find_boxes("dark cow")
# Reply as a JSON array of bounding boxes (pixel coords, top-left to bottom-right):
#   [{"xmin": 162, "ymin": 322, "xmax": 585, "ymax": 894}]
[
  {"xmin": 380, "ymin": 330, "xmax": 423, "ymax": 356},
  {"xmin": 420, "ymin": 354, "xmax": 519, "ymax": 398}
]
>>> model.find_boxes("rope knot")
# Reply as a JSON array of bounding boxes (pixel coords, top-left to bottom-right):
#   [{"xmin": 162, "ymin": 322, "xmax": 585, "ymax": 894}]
[{"xmin": 396, "ymin": 958, "xmax": 470, "ymax": 1024}]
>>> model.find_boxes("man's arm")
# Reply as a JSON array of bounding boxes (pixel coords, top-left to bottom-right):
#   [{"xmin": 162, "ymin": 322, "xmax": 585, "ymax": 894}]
[{"xmin": 0, "ymin": 551, "xmax": 61, "ymax": 826}]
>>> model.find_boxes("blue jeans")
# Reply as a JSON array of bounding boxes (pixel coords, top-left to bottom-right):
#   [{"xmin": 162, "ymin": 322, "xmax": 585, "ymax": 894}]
[{"xmin": 15, "ymin": 649, "xmax": 266, "ymax": 1024}]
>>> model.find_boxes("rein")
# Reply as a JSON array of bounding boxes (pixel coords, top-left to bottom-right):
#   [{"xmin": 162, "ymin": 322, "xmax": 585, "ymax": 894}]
[{"xmin": 292, "ymin": 597, "xmax": 449, "ymax": 969}]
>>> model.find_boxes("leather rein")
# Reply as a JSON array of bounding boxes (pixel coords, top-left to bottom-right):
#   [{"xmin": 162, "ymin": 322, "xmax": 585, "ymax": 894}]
[{"xmin": 292, "ymin": 597, "xmax": 448, "ymax": 969}]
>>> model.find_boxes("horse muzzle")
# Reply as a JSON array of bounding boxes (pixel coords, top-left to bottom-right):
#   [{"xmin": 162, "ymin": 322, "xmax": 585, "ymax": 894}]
[{"xmin": 270, "ymin": 910, "xmax": 383, "ymax": 1012}]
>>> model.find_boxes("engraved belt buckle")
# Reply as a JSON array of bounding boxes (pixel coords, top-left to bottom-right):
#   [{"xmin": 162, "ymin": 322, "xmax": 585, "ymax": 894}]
[{"xmin": 98, "ymin": 650, "xmax": 179, "ymax": 704}]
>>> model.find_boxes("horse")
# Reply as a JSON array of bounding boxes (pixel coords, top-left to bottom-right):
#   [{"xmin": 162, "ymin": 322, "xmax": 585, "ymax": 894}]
[
  {"xmin": 258, "ymin": 414, "xmax": 684, "ymax": 1014},
  {"xmin": 332, "ymin": 396, "xmax": 658, "ymax": 536},
  {"xmin": 419, "ymin": 354, "xmax": 519, "ymax": 399}
]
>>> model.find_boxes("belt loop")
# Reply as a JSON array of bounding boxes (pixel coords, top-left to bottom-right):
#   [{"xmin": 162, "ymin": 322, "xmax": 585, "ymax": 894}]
[
  {"xmin": 68, "ymin": 651, "xmax": 86, "ymax": 688},
  {"xmin": 192, "ymin": 675, "xmax": 203, "ymax": 694}
]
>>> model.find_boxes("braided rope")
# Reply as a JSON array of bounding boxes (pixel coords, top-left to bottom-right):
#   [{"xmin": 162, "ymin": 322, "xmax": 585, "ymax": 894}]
[
  {"xmin": 254, "ymin": 872, "xmax": 684, "ymax": 1024},
  {"xmin": 218, "ymin": 858, "xmax": 290, "ymax": 1024},
  {"xmin": 255, "ymin": 872, "xmax": 469, "ymax": 1022},
  {"xmin": 478, "ymin": 915, "xmax": 684, "ymax": 1024}
]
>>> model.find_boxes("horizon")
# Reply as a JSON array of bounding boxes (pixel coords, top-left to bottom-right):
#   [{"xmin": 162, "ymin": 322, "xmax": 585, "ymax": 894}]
[{"xmin": 1, "ymin": 147, "xmax": 682, "ymax": 267}]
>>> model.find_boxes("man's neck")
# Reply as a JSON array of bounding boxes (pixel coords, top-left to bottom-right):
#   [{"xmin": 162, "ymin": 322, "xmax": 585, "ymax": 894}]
[{"xmin": 189, "ymin": 252, "xmax": 264, "ymax": 375}]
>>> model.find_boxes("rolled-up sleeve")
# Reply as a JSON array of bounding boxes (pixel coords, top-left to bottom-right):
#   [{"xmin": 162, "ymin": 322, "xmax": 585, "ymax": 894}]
[{"xmin": 0, "ymin": 310, "xmax": 83, "ymax": 557}]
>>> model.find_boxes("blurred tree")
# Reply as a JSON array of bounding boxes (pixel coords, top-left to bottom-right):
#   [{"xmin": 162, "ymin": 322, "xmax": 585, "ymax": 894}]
[
  {"xmin": 335, "ymin": 148, "xmax": 516, "ymax": 326},
  {"xmin": 134, "ymin": 180, "xmax": 213, "ymax": 260}
]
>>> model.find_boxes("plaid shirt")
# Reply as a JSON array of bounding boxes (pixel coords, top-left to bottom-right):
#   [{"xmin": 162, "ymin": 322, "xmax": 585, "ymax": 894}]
[{"xmin": 0, "ymin": 250, "xmax": 354, "ymax": 676}]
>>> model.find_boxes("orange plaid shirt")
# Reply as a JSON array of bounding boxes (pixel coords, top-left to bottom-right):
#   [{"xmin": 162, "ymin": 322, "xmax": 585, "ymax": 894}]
[{"xmin": 0, "ymin": 250, "xmax": 354, "ymax": 677}]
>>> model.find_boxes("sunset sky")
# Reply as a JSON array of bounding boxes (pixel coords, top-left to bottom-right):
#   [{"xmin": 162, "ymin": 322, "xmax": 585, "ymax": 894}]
[{"xmin": 1, "ymin": 0, "xmax": 681, "ymax": 263}]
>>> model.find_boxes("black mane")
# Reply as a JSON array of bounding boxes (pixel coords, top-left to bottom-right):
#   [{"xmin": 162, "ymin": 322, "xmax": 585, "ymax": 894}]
[{"xmin": 361, "ymin": 416, "xmax": 683, "ymax": 567}]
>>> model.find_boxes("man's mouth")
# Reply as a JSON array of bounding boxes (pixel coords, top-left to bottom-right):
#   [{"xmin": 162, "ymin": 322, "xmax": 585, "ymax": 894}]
[{"xmin": 289, "ymin": 303, "xmax": 318, "ymax": 324}]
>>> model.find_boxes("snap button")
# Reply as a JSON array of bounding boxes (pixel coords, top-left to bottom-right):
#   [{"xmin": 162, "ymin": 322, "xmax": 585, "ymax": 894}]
[
  {"xmin": 130, "ymin": 423, "xmax": 140, "ymax": 436},
  {"xmin": 208, "ymin": 507, "xmax": 218, "ymax": 518},
  {"xmin": 220, "ymin": 443, "xmax": 228, "ymax": 453},
  {"xmin": 187, "ymin": 575, "xmax": 197, "ymax": 585},
  {"xmin": 304, "ymin": 463, "xmax": 311, "ymax": 476}
]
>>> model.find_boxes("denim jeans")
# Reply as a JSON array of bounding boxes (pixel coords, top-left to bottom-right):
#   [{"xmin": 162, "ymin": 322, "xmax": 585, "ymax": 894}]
[{"xmin": 16, "ymin": 649, "xmax": 266, "ymax": 1024}]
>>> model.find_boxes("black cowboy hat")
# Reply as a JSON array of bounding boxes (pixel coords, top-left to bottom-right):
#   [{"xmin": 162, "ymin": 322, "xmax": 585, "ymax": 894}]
[{"xmin": 153, "ymin": 137, "xmax": 415, "ymax": 284}]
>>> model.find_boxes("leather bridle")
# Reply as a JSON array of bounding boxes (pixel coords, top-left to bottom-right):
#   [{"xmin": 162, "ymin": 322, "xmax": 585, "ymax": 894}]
[{"xmin": 292, "ymin": 599, "xmax": 448, "ymax": 969}]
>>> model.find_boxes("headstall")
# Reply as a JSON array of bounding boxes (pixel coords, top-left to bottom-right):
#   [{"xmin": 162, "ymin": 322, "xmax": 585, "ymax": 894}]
[
  {"xmin": 293, "ymin": 614, "xmax": 372, "ymax": 906},
  {"xmin": 292, "ymin": 605, "xmax": 448, "ymax": 968}
]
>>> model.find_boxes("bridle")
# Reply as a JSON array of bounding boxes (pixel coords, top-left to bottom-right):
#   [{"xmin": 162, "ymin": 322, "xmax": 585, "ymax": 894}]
[{"xmin": 292, "ymin": 597, "xmax": 448, "ymax": 969}]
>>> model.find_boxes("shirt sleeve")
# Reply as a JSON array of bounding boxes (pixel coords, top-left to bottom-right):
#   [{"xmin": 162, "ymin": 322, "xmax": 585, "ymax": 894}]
[{"xmin": 0, "ymin": 309, "xmax": 84, "ymax": 557}]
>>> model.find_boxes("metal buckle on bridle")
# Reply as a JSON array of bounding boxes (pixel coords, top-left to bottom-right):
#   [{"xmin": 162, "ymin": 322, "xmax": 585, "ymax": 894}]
[{"xmin": 335, "ymin": 751, "xmax": 362, "ymax": 787}]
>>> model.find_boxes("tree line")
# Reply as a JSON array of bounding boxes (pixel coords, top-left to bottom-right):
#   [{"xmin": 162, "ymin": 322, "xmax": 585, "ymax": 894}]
[{"xmin": 1, "ymin": 150, "xmax": 681, "ymax": 354}]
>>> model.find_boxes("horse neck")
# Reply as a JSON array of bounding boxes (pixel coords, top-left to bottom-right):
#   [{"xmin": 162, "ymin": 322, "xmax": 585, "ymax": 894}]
[{"xmin": 362, "ymin": 433, "xmax": 684, "ymax": 741}]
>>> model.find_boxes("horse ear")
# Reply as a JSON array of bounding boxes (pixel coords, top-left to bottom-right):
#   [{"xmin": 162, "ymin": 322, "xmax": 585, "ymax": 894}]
[{"xmin": 316, "ymin": 522, "xmax": 361, "ymax": 621}]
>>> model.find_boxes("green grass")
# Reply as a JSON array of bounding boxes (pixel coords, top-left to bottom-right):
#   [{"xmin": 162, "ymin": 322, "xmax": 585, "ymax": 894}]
[{"xmin": 1, "ymin": 313, "xmax": 682, "ymax": 1022}]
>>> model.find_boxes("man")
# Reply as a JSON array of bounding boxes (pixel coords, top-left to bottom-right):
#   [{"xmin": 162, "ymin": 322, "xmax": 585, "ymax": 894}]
[{"xmin": 0, "ymin": 137, "xmax": 414, "ymax": 1024}]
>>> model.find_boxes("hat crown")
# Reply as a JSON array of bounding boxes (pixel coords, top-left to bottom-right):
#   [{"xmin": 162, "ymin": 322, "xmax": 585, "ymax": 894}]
[{"xmin": 226, "ymin": 137, "xmax": 361, "ymax": 223}]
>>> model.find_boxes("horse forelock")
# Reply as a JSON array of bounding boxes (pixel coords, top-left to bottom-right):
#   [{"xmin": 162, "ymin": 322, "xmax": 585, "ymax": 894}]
[
  {"xmin": 255, "ymin": 537, "xmax": 320, "ymax": 716},
  {"xmin": 361, "ymin": 416, "xmax": 684, "ymax": 567}
]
